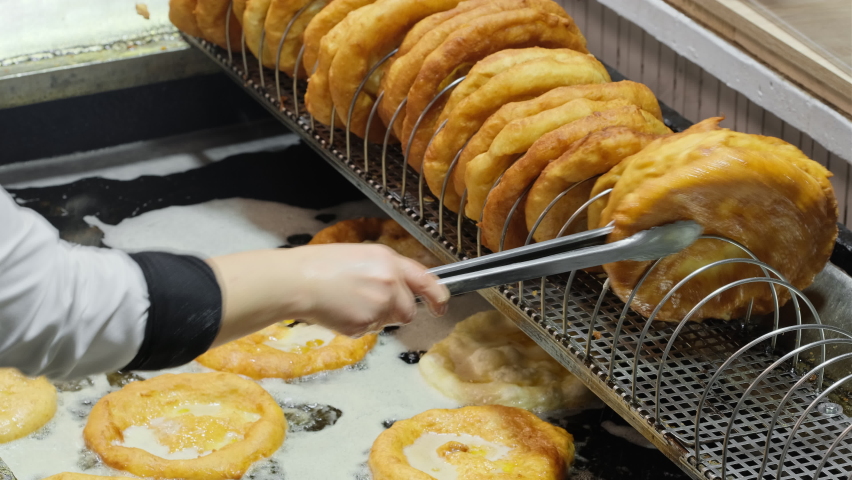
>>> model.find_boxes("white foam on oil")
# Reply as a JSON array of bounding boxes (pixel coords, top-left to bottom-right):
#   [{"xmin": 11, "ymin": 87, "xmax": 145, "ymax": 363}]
[
  {"xmin": 404, "ymin": 432, "xmax": 511, "ymax": 480},
  {"xmin": 119, "ymin": 424, "xmax": 210, "ymax": 460},
  {"xmin": 264, "ymin": 324, "xmax": 338, "ymax": 353}
]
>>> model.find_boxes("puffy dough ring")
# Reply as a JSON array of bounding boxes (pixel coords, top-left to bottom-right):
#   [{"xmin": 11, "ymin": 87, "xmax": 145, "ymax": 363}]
[
  {"xmin": 261, "ymin": 0, "xmax": 330, "ymax": 77},
  {"xmin": 169, "ymin": 0, "xmax": 205, "ymax": 37},
  {"xmin": 525, "ymin": 126, "xmax": 663, "ymax": 242},
  {"xmin": 369, "ymin": 405, "xmax": 574, "ymax": 480},
  {"xmin": 243, "ymin": 0, "xmax": 274, "ymax": 63},
  {"xmin": 195, "ymin": 321, "xmax": 379, "ymax": 379},
  {"xmin": 83, "ymin": 372, "xmax": 286, "ymax": 480},
  {"xmin": 0, "ymin": 368, "xmax": 56, "ymax": 444},
  {"xmin": 599, "ymin": 122, "xmax": 837, "ymax": 322},
  {"xmin": 419, "ymin": 311, "xmax": 597, "ymax": 412},
  {"xmin": 309, "ymin": 217, "xmax": 442, "ymax": 267},
  {"xmin": 378, "ymin": 0, "xmax": 571, "ymax": 137},
  {"xmin": 479, "ymin": 106, "xmax": 670, "ymax": 251},
  {"xmin": 301, "ymin": 0, "xmax": 377, "ymax": 76},
  {"xmin": 400, "ymin": 8, "xmax": 589, "ymax": 170},
  {"xmin": 422, "ymin": 51, "xmax": 611, "ymax": 212}
]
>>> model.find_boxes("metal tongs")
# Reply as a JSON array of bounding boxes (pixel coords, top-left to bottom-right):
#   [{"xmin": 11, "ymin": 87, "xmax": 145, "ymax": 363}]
[{"xmin": 428, "ymin": 221, "xmax": 703, "ymax": 296}]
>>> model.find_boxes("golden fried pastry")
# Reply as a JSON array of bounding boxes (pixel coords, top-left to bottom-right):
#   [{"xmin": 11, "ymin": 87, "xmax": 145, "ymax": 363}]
[
  {"xmin": 196, "ymin": 321, "xmax": 378, "ymax": 379},
  {"xmin": 262, "ymin": 0, "xmax": 330, "ymax": 76},
  {"xmin": 525, "ymin": 127, "xmax": 663, "ymax": 242},
  {"xmin": 42, "ymin": 475, "xmax": 127, "ymax": 480},
  {"xmin": 243, "ymin": 0, "xmax": 274, "ymax": 62},
  {"xmin": 234, "ymin": 0, "xmax": 248, "ymax": 22},
  {"xmin": 195, "ymin": 0, "xmax": 244, "ymax": 50},
  {"xmin": 83, "ymin": 372, "xmax": 285, "ymax": 480},
  {"xmin": 169, "ymin": 0, "xmax": 204, "ymax": 37},
  {"xmin": 400, "ymin": 8, "xmax": 589, "ymax": 169},
  {"xmin": 419, "ymin": 311, "xmax": 596, "ymax": 412},
  {"xmin": 369, "ymin": 405, "xmax": 574, "ymax": 479},
  {"xmin": 479, "ymin": 106, "xmax": 670, "ymax": 251},
  {"xmin": 466, "ymin": 101, "xmax": 664, "ymax": 224},
  {"xmin": 378, "ymin": 0, "xmax": 572, "ymax": 137},
  {"xmin": 598, "ymin": 123, "xmax": 837, "ymax": 322},
  {"xmin": 301, "ymin": 0, "xmax": 377, "ymax": 75},
  {"xmin": 455, "ymin": 81, "xmax": 663, "ymax": 200},
  {"xmin": 422, "ymin": 52, "xmax": 610, "ymax": 211},
  {"xmin": 309, "ymin": 217, "xmax": 442, "ymax": 267},
  {"xmin": 0, "ymin": 368, "xmax": 56, "ymax": 444},
  {"xmin": 308, "ymin": 0, "xmax": 463, "ymax": 140}
]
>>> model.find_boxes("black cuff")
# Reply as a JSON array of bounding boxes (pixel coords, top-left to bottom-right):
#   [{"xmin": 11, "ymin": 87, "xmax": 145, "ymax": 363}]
[{"xmin": 122, "ymin": 252, "xmax": 223, "ymax": 371}]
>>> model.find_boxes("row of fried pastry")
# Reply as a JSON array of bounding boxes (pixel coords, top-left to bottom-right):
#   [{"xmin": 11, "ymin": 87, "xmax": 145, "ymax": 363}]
[
  {"xmin": 169, "ymin": 0, "xmax": 838, "ymax": 323},
  {"xmin": 5, "ymin": 219, "xmax": 588, "ymax": 480}
]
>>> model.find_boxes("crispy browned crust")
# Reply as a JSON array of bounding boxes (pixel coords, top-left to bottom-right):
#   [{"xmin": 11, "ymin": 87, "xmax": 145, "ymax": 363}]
[
  {"xmin": 525, "ymin": 127, "xmax": 663, "ymax": 242},
  {"xmin": 83, "ymin": 372, "xmax": 285, "ymax": 480},
  {"xmin": 400, "ymin": 8, "xmax": 588, "ymax": 171},
  {"xmin": 378, "ymin": 0, "xmax": 571, "ymax": 136},
  {"xmin": 421, "ymin": 52, "xmax": 610, "ymax": 213},
  {"xmin": 196, "ymin": 323, "xmax": 378, "ymax": 379},
  {"xmin": 599, "ymin": 125, "xmax": 837, "ymax": 322},
  {"xmin": 243, "ymin": 0, "xmax": 274, "ymax": 62},
  {"xmin": 169, "ymin": 0, "xmax": 204, "ymax": 37},
  {"xmin": 479, "ymin": 106, "xmax": 670, "ymax": 251},
  {"xmin": 456, "ymin": 81, "xmax": 662, "ymax": 205},
  {"xmin": 368, "ymin": 405, "xmax": 574, "ymax": 480},
  {"xmin": 325, "ymin": 0, "xmax": 464, "ymax": 141},
  {"xmin": 0, "ymin": 368, "xmax": 56, "ymax": 444},
  {"xmin": 195, "ymin": 0, "xmax": 243, "ymax": 51},
  {"xmin": 261, "ymin": 0, "xmax": 330, "ymax": 76}
]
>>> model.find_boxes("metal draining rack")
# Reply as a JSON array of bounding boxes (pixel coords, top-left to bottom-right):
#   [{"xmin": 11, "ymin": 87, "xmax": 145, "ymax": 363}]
[{"xmin": 182, "ymin": 10, "xmax": 852, "ymax": 478}]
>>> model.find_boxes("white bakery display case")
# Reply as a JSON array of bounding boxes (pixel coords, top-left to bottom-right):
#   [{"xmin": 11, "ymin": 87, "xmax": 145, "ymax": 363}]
[{"xmin": 0, "ymin": 0, "xmax": 850, "ymax": 479}]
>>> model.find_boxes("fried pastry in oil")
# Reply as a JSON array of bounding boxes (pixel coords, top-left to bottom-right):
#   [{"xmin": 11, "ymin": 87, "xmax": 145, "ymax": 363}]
[
  {"xmin": 0, "ymin": 368, "xmax": 56, "ymax": 444},
  {"xmin": 195, "ymin": 0, "xmax": 243, "ymax": 50},
  {"xmin": 319, "ymin": 0, "xmax": 464, "ymax": 141},
  {"xmin": 599, "ymin": 125, "xmax": 837, "ymax": 322},
  {"xmin": 400, "ymin": 8, "xmax": 588, "ymax": 169},
  {"xmin": 422, "ymin": 52, "xmax": 610, "ymax": 212},
  {"xmin": 261, "ymin": 0, "xmax": 330, "ymax": 77},
  {"xmin": 309, "ymin": 217, "xmax": 441, "ymax": 267},
  {"xmin": 419, "ymin": 311, "xmax": 596, "ymax": 412},
  {"xmin": 83, "ymin": 372, "xmax": 285, "ymax": 480},
  {"xmin": 479, "ymin": 106, "xmax": 670, "ymax": 251},
  {"xmin": 43, "ymin": 475, "xmax": 127, "ymax": 480},
  {"xmin": 525, "ymin": 127, "xmax": 663, "ymax": 242},
  {"xmin": 378, "ymin": 0, "xmax": 571, "ymax": 136},
  {"xmin": 369, "ymin": 405, "xmax": 574, "ymax": 480}
]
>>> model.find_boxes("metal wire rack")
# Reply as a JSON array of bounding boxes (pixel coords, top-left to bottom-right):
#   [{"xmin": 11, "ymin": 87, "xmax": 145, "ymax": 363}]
[{"xmin": 181, "ymin": 8, "xmax": 852, "ymax": 478}]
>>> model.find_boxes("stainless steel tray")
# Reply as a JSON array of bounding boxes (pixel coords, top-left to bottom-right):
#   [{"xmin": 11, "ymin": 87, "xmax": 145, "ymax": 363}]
[{"xmin": 164, "ymin": 29, "xmax": 852, "ymax": 480}]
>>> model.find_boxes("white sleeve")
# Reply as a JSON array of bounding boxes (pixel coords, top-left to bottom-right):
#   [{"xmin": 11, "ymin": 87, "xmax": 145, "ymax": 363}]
[{"xmin": 0, "ymin": 187, "xmax": 149, "ymax": 380}]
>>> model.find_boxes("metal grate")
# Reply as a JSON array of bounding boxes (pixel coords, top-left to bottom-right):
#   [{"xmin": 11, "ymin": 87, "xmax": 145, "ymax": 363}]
[{"xmin": 182, "ymin": 22, "xmax": 852, "ymax": 479}]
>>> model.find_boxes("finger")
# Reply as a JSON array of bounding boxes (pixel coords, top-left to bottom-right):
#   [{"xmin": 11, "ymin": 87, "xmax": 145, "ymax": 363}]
[
  {"xmin": 389, "ymin": 277, "xmax": 418, "ymax": 326},
  {"xmin": 399, "ymin": 257, "xmax": 449, "ymax": 316}
]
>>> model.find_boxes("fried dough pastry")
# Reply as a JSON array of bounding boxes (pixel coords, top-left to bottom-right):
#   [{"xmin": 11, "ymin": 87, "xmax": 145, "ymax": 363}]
[
  {"xmin": 455, "ymin": 81, "xmax": 662, "ymax": 202},
  {"xmin": 479, "ymin": 106, "xmax": 670, "ymax": 251},
  {"xmin": 169, "ymin": 0, "xmax": 204, "ymax": 37},
  {"xmin": 234, "ymin": 0, "xmax": 247, "ymax": 23},
  {"xmin": 525, "ymin": 127, "xmax": 663, "ymax": 242},
  {"xmin": 42, "ymin": 475, "xmax": 127, "ymax": 480},
  {"xmin": 466, "ymin": 101, "xmax": 663, "ymax": 224},
  {"xmin": 243, "ymin": 0, "xmax": 274, "ymax": 62},
  {"xmin": 400, "ymin": 8, "xmax": 589, "ymax": 169},
  {"xmin": 301, "ymin": 0, "xmax": 377, "ymax": 75},
  {"xmin": 0, "ymin": 368, "xmax": 56, "ymax": 443},
  {"xmin": 369, "ymin": 405, "xmax": 574, "ymax": 480},
  {"xmin": 419, "ymin": 311, "xmax": 596, "ymax": 412},
  {"xmin": 262, "ymin": 0, "xmax": 330, "ymax": 76},
  {"xmin": 196, "ymin": 321, "xmax": 378, "ymax": 379},
  {"xmin": 422, "ymin": 53, "xmax": 610, "ymax": 212},
  {"xmin": 586, "ymin": 118, "xmax": 723, "ymax": 231},
  {"xmin": 310, "ymin": 0, "xmax": 463, "ymax": 141},
  {"xmin": 378, "ymin": 0, "xmax": 571, "ymax": 137},
  {"xmin": 83, "ymin": 372, "xmax": 285, "ymax": 480},
  {"xmin": 195, "ymin": 0, "xmax": 243, "ymax": 50},
  {"xmin": 599, "ymin": 126, "xmax": 837, "ymax": 322},
  {"xmin": 309, "ymin": 217, "xmax": 441, "ymax": 267}
]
